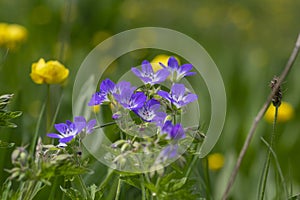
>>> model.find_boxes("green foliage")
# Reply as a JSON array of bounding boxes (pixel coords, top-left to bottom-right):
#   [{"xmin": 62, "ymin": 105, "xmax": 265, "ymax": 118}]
[
  {"xmin": 0, "ymin": 140, "xmax": 14, "ymax": 148},
  {"xmin": 61, "ymin": 184, "xmax": 103, "ymax": 200},
  {"xmin": 289, "ymin": 194, "xmax": 300, "ymax": 200},
  {"xmin": 0, "ymin": 94, "xmax": 22, "ymax": 128},
  {"xmin": 1, "ymin": 0, "xmax": 300, "ymax": 199},
  {"xmin": 156, "ymin": 171, "xmax": 200, "ymax": 200}
]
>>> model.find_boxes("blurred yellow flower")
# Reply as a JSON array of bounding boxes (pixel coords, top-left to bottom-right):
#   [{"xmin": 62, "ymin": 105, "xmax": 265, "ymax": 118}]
[
  {"xmin": 151, "ymin": 54, "xmax": 180, "ymax": 72},
  {"xmin": 207, "ymin": 153, "xmax": 224, "ymax": 171},
  {"xmin": 30, "ymin": 58, "xmax": 69, "ymax": 85},
  {"xmin": 264, "ymin": 101, "xmax": 294, "ymax": 123},
  {"xmin": 0, "ymin": 23, "xmax": 27, "ymax": 50},
  {"xmin": 92, "ymin": 105, "xmax": 100, "ymax": 113}
]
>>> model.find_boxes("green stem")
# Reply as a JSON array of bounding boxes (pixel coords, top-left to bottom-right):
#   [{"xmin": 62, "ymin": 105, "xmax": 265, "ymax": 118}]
[
  {"xmin": 46, "ymin": 84, "xmax": 51, "ymax": 132},
  {"xmin": 29, "ymin": 101, "xmax": 46, "ymax": 157},
  {"xmin": 140, "ymin": 174, "xmax": 146, "ymax": 200},
  {"xmin": 259, "ymin": 105, "xmax": 279, "ymax": 200},
  {"xmin": 78, "ymin": 175, "xmax": 91, "ymax": 200},
  {"xmin": 260, "ymin": 137, "xmax": 288, "ymax": 199},
  {"xmin": 98, "ymin": 168, "xmax": 115, "ymax": 191},
  {"xmin": 49, "ymin": 177, "xmax": 59, "ymax": 199},
  {"xmin": 94, "ymin": 121, "xmax": 116, "ymax": 129},
  {"xmin": 115, "ymin": 175, "xmax": 122, "ymax": 200},
  {"xmin": 203, "ymin": 157, "xmax": 212, "ymax": 200},
  {"xmin": 185, "ymin": 144, "xmax": 201, "ymax": 178},
  {"xmin": 49, "ymin": 93, "xmax": 64, "ymax": 130},
  {"xmin": 22, "ymin": 181, "xmax": 37, "ymax": 200}
]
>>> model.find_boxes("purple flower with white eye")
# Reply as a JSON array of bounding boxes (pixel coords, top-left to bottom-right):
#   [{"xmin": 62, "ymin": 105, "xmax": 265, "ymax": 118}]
[
  {"xmin": 157, "ymin": 83, "xmax": 197, "ymax": 108},
  {"xmin": 161, "ymin": 121, "xmax": 186, "ymax": 140},
  {"xmin": 113, "ymin": 83, "xmax": 146, "ymax": 110},
  {"xmin": 73, "ymin": 116, "xmax": 97, "ymax": 134},
  {"xmin": 160, "ymin": 56, "xmax": 196, "ymax": 82},
  {"xmin": 133, "ymin": 99, "xmax": 166, "ymax": 123},
  {"xmin": 47, "ymin": 119, "xmax": 79, "ymax": 147},
  {"xmin": 47, "ymin": 116, "xmax": 96, "ymax": 147},
  {"xmin": 131, "ymin": 60, "xmax": 170, "ymax": 85},
  {"xmin": 88, "ymin": 78, "xmax": 116, "ymax": 106}
]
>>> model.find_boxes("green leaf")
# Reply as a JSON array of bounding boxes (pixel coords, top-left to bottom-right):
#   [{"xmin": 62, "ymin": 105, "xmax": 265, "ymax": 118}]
[
  {"xmin": 168, "ymin": 177, "xmax": 187, "ymax": 191},
  {"xmin": 144, "ymin": 182, "xmax": 157, "ymax": 193},
  {"xmin": 0, "ymin": 140, "xmax": 15, "ymax": 148},
  {"xmin": 120, "ymin": 176, "xmax": 141, "ymax": 190},
  {"xmin": 0, "ymin": 111, "xmax": 22, "ymax": 128},
  {"xmin": 0, "ymin": 181, "xmax": 12, "ymax": 200},
  {"xmin": 289, "ymin": 194, "xmax": 300, "ymax": 200},
  {"xmin": 0, "ymin": 121, "xmax": 17, "ymax": 128},
  {"xmin": 60, "ymin": 186, "xmax": 83, "ymax": 200},
  {"xmin": 89, "ymin": 184, "xmax": 97, "ymax": 200}
]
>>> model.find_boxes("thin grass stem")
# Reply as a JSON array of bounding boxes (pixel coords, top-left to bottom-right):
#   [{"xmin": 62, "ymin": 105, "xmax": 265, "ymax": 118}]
[{"xmin": 259, "ymin": 105, "xmax": 278, "ymax": 200}]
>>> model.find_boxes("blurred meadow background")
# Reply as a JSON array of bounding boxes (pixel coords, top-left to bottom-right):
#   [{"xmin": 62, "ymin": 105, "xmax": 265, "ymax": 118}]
[{"xmin": 1, "ymin": 0, "xmax": 300, "ymax": 199}]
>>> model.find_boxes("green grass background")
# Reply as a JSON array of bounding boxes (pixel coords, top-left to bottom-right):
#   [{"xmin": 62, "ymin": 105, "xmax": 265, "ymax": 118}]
[{"xmin": 1, "ymin": 0, "xmax": 300, "ymax": 199}]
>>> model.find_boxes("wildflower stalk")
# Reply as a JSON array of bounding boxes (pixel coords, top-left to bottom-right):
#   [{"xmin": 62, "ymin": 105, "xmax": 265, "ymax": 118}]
[
  {"xmin": 140, "ymin": 174, "xmax": 146, "ymax": 200},
  {"xmin": 78, "ymin": 175, "xmax": 91, "ymax": 200},
  {"xmin": 260, "ymin": 137, "xmax": 288, "ymax": 199},
  {"xmin": 222, "ymin": 33, "xmax": 300, "ymax": 200},
  {"xmin": 259, "ymin": 105, "xmax": 278, "ymax": 200},
  {"xmin": 49, "ymin": 93, "xmax": 64, "ymax": 131},
  {"xmin": 203, "ymin": 157, "xmax": 212, "ymax": 200},
  {"xmin": 115, "ymin": 175, "xmax": 122, "ymax": 200},
  {"xmin": 49, "ymin": 177, "xmax": 60, "ymax": 199},
  {"xmin": 98, "ymin": 168, "xmax": 115, "ymax": 192},
  {"xmin": 94, "ymin": 121, "xmax": 116, "ymax": 129},
  {"xmin": 29, "ymin": 101, "xmax": 46, "ymax": 157},
  {"xmin": 185, "ymin": 144, "xmax": 201, "ymax": 178},
  {"xmin": 46, "ymin": 84, "xmax": 51, "ymax": 132}
]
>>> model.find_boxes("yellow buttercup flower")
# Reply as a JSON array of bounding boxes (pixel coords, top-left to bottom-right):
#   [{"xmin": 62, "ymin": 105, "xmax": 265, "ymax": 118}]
[
  {"xmin": 151, "ymin": 54, "xmax": 180, "ymax": 72},
  {"xmin": 0, "ymin": 23, "xmax": 8, "ymax": 45},
  {"xmin": 0, "ymin": 23, "xmax": 27, "ymax": 50},
  {"xmin": 30, "ymin": 58, "xmax": 69, "ymax": 85},
  {"xmin": 264, "ymin": 101, "xmax": 294, "ymax": 123},
  {"xmin": 207, "ymin": 153, "xmax": 224, "ymax": 171}
]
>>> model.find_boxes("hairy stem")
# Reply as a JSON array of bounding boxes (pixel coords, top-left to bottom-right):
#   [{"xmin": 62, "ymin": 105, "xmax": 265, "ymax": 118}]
[{"xmin": 222, "ymin": 33, "xmax": 300, "ymax": 200}]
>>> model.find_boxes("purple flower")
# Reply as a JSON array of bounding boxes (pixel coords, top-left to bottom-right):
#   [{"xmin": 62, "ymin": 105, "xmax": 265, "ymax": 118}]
[
  {"xmin": 168, "ymin": 123, "xmax": 186, "ymax": 140},
  {"xmin": 161, "ymin": 121, "xmax": 186, "ymax": 140},
  {"xmin": 114, "ymin": 81, "xmax": 132, "ymax": 95},
  {"xmin": 157, "ymin": 83, "xmax": 197, "ymax": 108},
  {"xmin": 73, "ymin": 116, "xmax": 97, "ymax": 134},
  {"xmin": 114, "ymin": 83, "xmax": 146, "ymax": 110},
  {"xmin": 161, "ymin": 120, "xmax": 173, "ymax": 135},
  {"xmin": 47, "ymin": 116, "xmax": 96, "ymax": 147},
  {"xmin": 47, "ymin": 120, "xmax": 79, "ymax": 147},
  {"xmin": 133, "ymin": 99, "xmax": 166, "ymax": 123},
  {"xmin": 88, "ymin": 79, "xmax": 116, "ymax": 106},
  {"xmin": 157, "ymin": 144, "xmax": 179, "ymax": 163},
  {"xmin": 160, "ymin": 57, "xmax": 196, "ymax": 82},
  {"xmin": 132, "ymin": 60, "xmax": 170, "ymax": 85},
  {"xmin": 112, "ymin": 113, "xmax": 121, "ymax": 120}
]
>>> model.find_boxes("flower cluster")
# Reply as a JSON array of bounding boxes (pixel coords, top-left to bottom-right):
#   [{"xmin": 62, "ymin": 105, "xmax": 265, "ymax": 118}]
[
  {"xmin": 0, "ymin": 23, "xmax": 27, "ymax": 50},
  {"xmin": 88, "ymin": 56, "xmax": 197, "ymax": 162},
  {"xmin": 30, "ymin": 58, "xmax": 69, "ymax": 85},
  {"xmin": 47, "ymin": 116, "xmax": 96, "ymax": 147}
]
